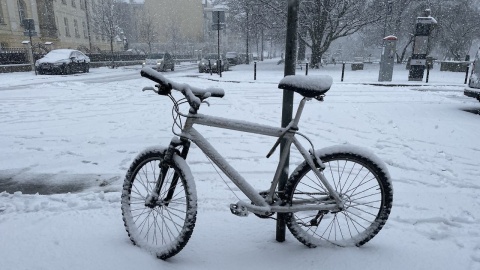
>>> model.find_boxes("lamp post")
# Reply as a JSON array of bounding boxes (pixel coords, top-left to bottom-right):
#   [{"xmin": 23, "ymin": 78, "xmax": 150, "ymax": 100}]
[
  {"xmin": 277, "ymin": 0, "xmax": 300, "ymax": 243},
  {"xmin": 211, "ymin": 8, "xmax": 226, "ymax": 76},
  {"xmin": 383, "ymin": 1, "xmax": 393, "ymax": 41}
]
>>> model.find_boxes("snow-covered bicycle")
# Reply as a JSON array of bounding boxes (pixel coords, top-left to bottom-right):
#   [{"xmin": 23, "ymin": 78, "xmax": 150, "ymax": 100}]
[{"xmin": 121, "ymin": 67, "xmax": 394, "ymax": 259}]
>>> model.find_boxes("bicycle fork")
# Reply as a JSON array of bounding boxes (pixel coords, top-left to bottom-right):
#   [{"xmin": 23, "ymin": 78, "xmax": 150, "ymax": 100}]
[{"xmin": 145, "ymin": 138, "xmax": 191, "ymax": 208}]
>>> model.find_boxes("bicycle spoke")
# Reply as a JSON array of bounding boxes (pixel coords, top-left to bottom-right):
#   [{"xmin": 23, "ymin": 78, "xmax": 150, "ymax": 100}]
[{"xmin": 285, "ymin": 153, "xmax": 392, "ymax": 247}]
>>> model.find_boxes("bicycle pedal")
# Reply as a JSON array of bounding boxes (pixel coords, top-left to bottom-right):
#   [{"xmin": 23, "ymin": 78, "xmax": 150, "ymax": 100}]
[{"xmin": 230, "ymin": 203, "xmax": 249, "ymax": 217}]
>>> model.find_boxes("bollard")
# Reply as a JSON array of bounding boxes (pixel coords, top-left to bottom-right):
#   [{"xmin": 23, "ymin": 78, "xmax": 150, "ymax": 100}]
[
  {"xmin": 254, "ymin": 61, "xmax": 257, "ymax": 80},
  {"xmin": 209, "ymin": 60, "xmax": 212, "ymax": 75},
  {"xmin": 465, "ymin": 65, "xmax": 470, "ymax": 84},
  {"xmin": 426, "ymin": 63, "xmax": 430, "ymax": 83},
  {"xmin": 341, "ymin": 62, "xmax": 346, "ymax": 82},
  {"xmin": 305, "ymin": 63, "xmax": 309, "ymax": 75},
  {"xmin": 219, "ymin": 60, "xmax": 222, "ymax": 78}
]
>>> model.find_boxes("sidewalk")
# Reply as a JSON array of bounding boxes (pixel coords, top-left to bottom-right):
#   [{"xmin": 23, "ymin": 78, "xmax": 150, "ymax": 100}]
[{"xmin": 212, "ymin": 59, "xmax": 469, "ymax": 88}]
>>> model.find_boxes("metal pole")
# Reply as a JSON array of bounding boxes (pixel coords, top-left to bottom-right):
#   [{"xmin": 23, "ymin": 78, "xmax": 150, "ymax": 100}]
[
  {"xmin": 28, "ymin": 27, "xmax": 37, "ymax": 75},
  {"xmin": 261, "ymin": 27, "xmax": 264, "ymax": 61},
  {"xmin": 246, "ymin": 8, "xmax": 249, "ymax": 65},
  {"xmin": 426, "ymin": 63, "xmax": 430, "ymax": 83},
  {"xmin": 217, "ymin": 12, "xmax": 221, "ymax": 77},
  {"xmin": 341, "ymin": 62, "xmax": 345, "ymax": 81},
  {"xmin": 219, "ymin": 60, "xmax": 222, "ymax": 77},
  {"xmin": 254, "ymin": 61, "xmax": 257, "ymax": 80},
  {"xmin": 305, "ymin": 63, "xmax": 309, "ymax": 75},
  {"xmin": 277, "ymin": 0, "xmax": 300, "ymax": 243},
  {"xmin": 465, "ymin": 65, "xmax": 470, "ymax": 84}
]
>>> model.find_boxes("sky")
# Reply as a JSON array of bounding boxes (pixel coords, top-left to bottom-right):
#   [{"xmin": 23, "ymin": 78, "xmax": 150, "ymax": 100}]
[{"xmin": 0, "ymin": 60, "xmax": 479, "ymax": 269}]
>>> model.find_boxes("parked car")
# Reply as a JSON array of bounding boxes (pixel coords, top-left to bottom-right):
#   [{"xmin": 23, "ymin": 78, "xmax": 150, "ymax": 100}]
[
  {"xmin": 142, "ymin": 52, "xmax": 175, "ymax": 72},
  {"xmin": 238, "ymin": 53, "xmax": 254, "ymax": 64},
  {"xmin": 198, "ymin": 53, "xmax": 230, "ymax": 73},
  {"xmin": 35, "ymin": 49, "xmax": 90, "ymax": 75},
  {"xmin": 225, "ymin": 52, "xmax": 239, "ymax": 65},
  {"xmin": 465, "ymin": 47, "xmax": 480, "ymax": 102}
]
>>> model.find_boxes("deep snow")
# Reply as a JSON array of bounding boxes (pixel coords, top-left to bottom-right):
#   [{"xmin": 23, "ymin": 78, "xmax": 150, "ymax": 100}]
[{"xmin": 0, "ymin": 60, "xmax": 479, "ymax": 270}]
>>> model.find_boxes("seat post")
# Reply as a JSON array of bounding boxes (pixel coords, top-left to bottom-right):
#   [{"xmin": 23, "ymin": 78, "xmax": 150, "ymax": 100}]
[{"xmin": 290, "ymin": 97, "xmax": 309, "ymax": 130}]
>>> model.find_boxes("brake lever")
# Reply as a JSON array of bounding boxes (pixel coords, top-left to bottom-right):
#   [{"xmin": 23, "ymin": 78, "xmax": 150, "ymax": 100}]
[
  {"xmin": 142, "ymin": 86, "xmax": 158, "ymax": 93},
  {"xmin": 142, "ymin": 84, "xmax": 171, "ymax": 96}
]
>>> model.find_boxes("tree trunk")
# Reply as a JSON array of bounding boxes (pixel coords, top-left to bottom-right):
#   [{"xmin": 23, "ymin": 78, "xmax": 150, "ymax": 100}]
[
  {"xmin": 397, "ymin": 36, "xmax": 414, "ymax": 63},
  {"xmin": 298, "ymin": 39, "xmax": 306, "ymax": 62},
  {"xmin": 110, "ymin": 38, "xmax": 115, "ymax": 68},
  {"xmin": 310, "ymin": 45, "xmax": 323, "ymax": 68}
]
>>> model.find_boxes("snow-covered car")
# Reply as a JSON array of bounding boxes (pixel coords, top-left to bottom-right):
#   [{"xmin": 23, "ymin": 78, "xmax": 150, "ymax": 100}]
[
  {"xmin": 35, "ymin": 49, "xmax": 90, "ymax": 75},
  {"xmin": 465, "ymin": 47, "xmax": 480, "ymax": 102},
  {"xmin": 225, "ymin": 52, "xmax": 239, "ymax": 65},
  {"xmin": 142, "ymin": 52, "xmax": 175, "ymax": 72},
  {"xmin": 198, "ymin": 53, "xmax": 229, "ymax": 73}
]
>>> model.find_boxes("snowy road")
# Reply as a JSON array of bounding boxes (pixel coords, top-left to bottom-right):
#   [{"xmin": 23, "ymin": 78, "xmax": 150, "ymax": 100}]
[
  {"xmin": 1, "ymin": 60, "xmax": 480, "ymax": 270},
  {"xmin": 0, "ymin": 62, "xmax": 197, "ymax": 91}
]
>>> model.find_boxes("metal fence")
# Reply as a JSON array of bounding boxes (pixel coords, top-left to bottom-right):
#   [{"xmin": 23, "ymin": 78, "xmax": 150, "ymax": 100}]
[
  {"xmin": 0, "ymin": 48, "xmax": 28, "ymax": 65},
  {"xmin": 0, "ymin": 48, "xmax": 194, "ymax": 65}
]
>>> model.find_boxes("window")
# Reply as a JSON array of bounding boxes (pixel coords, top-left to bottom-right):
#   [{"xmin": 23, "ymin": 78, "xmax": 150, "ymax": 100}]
[
  {"xmin": 80, "ymin": 0, "xmax": 85, "ymax": 10},
  {"xmin": 82, "ymin": 21, "xmax": 87, "ymax": 38},
  {"xmin": 74, "ymin": 19, "xmax": 80, "ymax": 37},
  {"xmin": 18, "ymin": 0, "xmax": 27, "ymax": 26},
  {"xmin": 0, "ymin": 0, "xmax": 4, "ymax": 24},
  {"xmin": 56, "ymin": 16, "xmax": 61, "ymax": 36},
  {"xmin": 71, "ymin": 0, "xmax": 76, "ymax": 8},
  {"xmin": 64, "ymin": 17, "xmax": 70, "ymax": 37}
]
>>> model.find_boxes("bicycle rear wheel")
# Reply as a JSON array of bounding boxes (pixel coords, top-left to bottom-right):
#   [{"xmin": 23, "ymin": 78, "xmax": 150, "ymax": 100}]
[
  {"xmin": 284, "ymin": 146, "xmax": 393, "ymax": 247},
  {"xmin": 121, "ymin": 148, "xmax": 197, "ymax": 260}
]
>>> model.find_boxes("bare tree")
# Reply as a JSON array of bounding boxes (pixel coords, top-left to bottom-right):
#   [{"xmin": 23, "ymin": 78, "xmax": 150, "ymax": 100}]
[
  {"xmin": 299, "ymin": 0, "xmax": 381, "ymax": 67},
  {"xmin": 433, "ymin": 0, "xmax": 480, "ymax": 60},
  {"xmin": 91, "ymin": 0, "xmax": 123, "ymax": 66},
  {"xmin": 138, "ymin": 10, "xmax": 157, "ymax": 54},
  {"xmin": 361, "ymin": 0, "xmax": 480, "ymax": 62},
  {"xmin": 222, "ymin": 0, "xmax": 379, "ymax": 66},
  {"xmin": 167, "ymin": 21, "xmax": 183, "ymax": 56},
  {"xmin": 222, "ymin": 0, "xmax": 286, "ymax": 62}
]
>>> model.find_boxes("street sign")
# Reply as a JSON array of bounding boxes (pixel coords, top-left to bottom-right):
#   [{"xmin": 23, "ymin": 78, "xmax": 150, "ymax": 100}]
[
  {"xmin": 212, "ymin": 11, "xmax": 225, "ymax": 24},
  {"xmin": 23, "ymin": 19, "xmax": 35, "ymax": 30},
  {"xmin": 24, "ymin": 31, "xmax": 37, "ymax": 37},
  {"xmin": 211, "ymin": 24, "xmax": 225, "ymax": 31}
]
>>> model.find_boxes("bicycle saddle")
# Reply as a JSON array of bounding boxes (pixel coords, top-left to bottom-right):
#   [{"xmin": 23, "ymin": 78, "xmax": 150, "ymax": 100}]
[{"xmin": 278, "ymin": 75, "xmax": 333, "ymax": 98}]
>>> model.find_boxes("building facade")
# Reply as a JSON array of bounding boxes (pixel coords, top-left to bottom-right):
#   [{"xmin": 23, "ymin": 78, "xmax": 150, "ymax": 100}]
[
  {"xmin": 0, "ymin": 0, "xmax": 120, "ymax": 52},
  {"xmin": 1, "ymin": 0, "xmax": 214, "ymax": 54},
  {"xmin": 0, "ymin": 0, "xmax": 41, "ymax": 48},
  {"xmin": 142, "ymin": 0, "xmax": 204, "ymax": 51}
]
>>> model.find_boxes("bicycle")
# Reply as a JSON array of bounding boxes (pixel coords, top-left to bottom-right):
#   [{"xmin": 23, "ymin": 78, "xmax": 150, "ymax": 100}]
[{"xmin": 121, "ymin": 67, "xmax": 394, "ymax": 260}]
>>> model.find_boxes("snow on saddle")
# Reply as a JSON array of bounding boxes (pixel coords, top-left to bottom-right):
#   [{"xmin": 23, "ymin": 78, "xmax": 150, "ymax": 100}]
[{"xmin": 278, "ymin": 75, "xmax": 333, "ymax": 98}]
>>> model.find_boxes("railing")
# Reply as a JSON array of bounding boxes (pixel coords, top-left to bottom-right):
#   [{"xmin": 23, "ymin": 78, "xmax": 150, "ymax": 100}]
[{"xmin": 0, "ymin": 48, "xmax": 28, "ymax": 65}]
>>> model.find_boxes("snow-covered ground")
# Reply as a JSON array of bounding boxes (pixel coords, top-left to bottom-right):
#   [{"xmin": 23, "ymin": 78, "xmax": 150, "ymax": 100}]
[{"xmin": 0, "ymin": 60, "xmax": 479, "ymax": 270}]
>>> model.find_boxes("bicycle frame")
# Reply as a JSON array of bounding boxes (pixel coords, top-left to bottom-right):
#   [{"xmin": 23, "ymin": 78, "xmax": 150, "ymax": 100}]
[{"xmin": 175, "ymin": 98, "xmax": 344, "ymax": 215}]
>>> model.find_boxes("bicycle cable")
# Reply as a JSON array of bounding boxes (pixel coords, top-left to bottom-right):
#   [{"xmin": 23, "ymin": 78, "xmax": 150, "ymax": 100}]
[
  {"xmin": 296, "ymin": 131, "xmax": 317, "ymax": 154},
  {"xmin": 203, "ymin": 153, "xmax": 242, "ymax": 202},
  {"xmin": 168, "ymin": 93, "xmax": 279, "ymax": 219},
  {"xmin": 169, "ymin": 95, "xmax": 188, "ymax": 137}
]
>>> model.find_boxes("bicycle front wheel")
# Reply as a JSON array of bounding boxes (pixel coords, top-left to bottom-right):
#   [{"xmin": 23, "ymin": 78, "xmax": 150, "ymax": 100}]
[
  {"xmin": 121, "ymin": 147, "xmax": 197, "ymax": 260},
  {"xmin": 284, "ymin": 146, "xmax": 393, "ymax": 247}
]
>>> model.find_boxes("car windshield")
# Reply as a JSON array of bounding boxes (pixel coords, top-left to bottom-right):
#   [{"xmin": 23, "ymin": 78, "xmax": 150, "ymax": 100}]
[
  {"xmin": 43, "ymin": 50, "xmax": 72, "ymax": 60},
  {"xmin": 205, "ymin": 54, "xmax": 219, "ymax": 60},
  {"xmin": 226, "ymin": 53, "xmax": 237, "ymax": 58},
  {"xmin": 146, "ymin": 54, "xmax": 165, "ymax": 59}
]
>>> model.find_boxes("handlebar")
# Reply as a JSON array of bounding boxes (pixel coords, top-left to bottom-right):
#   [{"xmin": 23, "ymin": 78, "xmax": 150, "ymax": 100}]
[{"xmin": 140, "ymin": 67, "xmax": 225, "ymax": 110}]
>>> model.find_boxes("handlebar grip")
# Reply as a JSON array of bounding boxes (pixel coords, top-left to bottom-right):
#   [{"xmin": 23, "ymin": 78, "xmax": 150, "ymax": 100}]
[
  {"xmin": 140, "ymin": 67, "xmax": 225, "ymax": 112},
  {"xmin": 140, "ymin": 68, "xmax": 171, "ymax": 89}
]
